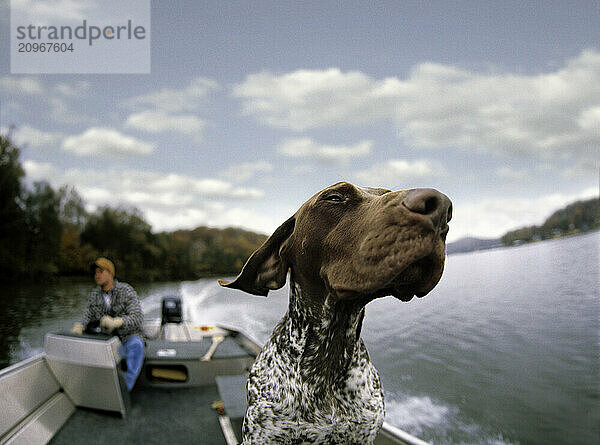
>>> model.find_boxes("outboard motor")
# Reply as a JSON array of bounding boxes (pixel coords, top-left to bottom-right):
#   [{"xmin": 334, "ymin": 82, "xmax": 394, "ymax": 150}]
[{"xmin": 161, "ymin": 296, "xmax": 183, "ymax": 325}]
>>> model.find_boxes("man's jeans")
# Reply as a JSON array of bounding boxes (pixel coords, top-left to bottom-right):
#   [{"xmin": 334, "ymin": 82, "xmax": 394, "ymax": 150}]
[{"xmin": 118, "ymin": 335, "xmax": 145, "ymax": 391}]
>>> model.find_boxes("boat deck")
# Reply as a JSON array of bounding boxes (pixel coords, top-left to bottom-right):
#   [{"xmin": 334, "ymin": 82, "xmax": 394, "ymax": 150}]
[{"xmin": 50, "ymin": 383, "xmax": 235, "ymax": 445}]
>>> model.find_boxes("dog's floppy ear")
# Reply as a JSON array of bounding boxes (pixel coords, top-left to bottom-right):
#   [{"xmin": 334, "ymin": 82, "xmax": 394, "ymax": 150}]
[{"xmin": 218, "ymin": 216, "xmax": 295, "ymax": 296}]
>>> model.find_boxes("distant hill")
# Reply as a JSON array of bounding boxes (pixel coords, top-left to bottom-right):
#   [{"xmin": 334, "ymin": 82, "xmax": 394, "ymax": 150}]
[
  {"xmin": 501, "ymin": 197, "xmax": 599, "ymax": 246},
  {"xmin": 447, "ymin": 197, "xmax": 599, "ymax": 255},
  {"xmin": 447, "ymin": 237, "xmax": 502, "ymax": 255}
]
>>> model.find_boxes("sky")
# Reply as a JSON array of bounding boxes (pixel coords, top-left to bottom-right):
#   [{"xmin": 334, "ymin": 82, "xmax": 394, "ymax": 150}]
[{"xmin": 1, "ymin": 0, "xmax": 598, "ymax": 242}]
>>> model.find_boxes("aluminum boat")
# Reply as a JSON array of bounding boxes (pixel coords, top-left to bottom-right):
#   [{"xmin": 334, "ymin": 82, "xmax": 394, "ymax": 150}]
[{"xmin": 0, "ymin": 297, "xmax": 428, "ymax": 445}]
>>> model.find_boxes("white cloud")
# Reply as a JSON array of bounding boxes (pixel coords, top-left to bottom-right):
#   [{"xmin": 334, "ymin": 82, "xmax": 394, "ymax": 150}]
[
  {"xmin": 54, "ymin": 81, "xmax": 91, "ymax": 97},
  {"xmin": 1, "ymin": 77, "xmax": 95, "ymax": 126},
  {"xmin": 61, "ymin": 127, "xmax": 155, "ymax": 157},
  {"xmin": 22, "ymin": 161, "xmax": 266, "ymax": 231},
  {"xmin": 11, "ymin": 0, "xmax": 101, "ymax": 23},
  {"xmin": 124, "ymin": 110, "xmax": 208, "ymax": 141},
  {"xmin": 78, "ymin": 170, "xmax": 265, "ymax": 231},
  {"xmin": 10, "ymin": 125, "xmax": 64, "ymax": 148},
  {"xmin": 123, "ymin": 77, "xmax": 218, "ymax": 142},
  {"xmin": 233, "ymin": 69, "xmax": 390, "ymax": 131},
  {"xmin": 124, "ymin": 77, "xmax": 219, "ymax": 114},
  {"xmin": 141, "ymin": 204, "xmax": 275, "ymax": 233},
  {"xmin": 48, "ymin": 96, "xmax": 95, "ymax": 126},
  {"xmin": 278, "ymin": 138, "xmax": 372, "ymax": 163},
  {"xmin": 577, "ymin": 106, "xmax": 600, "ymax": 131},
  {"xmin": 0, "ymin": 76, "xmax": 44, "ymax": 95},
  {"xmin": 220, "ymin": 161, "xmax": 273, "ymax": 183},
  {"xmin": 180, "ymin": 204, "xmax": 276, "ymax": 235},
  {"xmin": 496, "ymin": 167, "xmax": 530, "ymax": 181},
  {"xmin": 233, "ymin": 50, "xmax": 600, "ymax": 171},
  {"xmin": 22, "ymin": 160, "xmax": 58, "ymax": 179},
  {"xmin": 448, "ymin": 187, "xmax": 598, "ymax": 242},
  {"xmin": 354, "ymin": 159, "xmax": 448, "ymax": 186}
]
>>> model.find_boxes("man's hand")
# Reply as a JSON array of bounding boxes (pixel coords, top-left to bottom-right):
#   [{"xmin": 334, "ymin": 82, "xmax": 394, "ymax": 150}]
[
  {"xmin": 71, "ymin": 322, "xmax": 84, "ymax": 334},
  {"xmin": 100, "ymin": 315, "xmax": 124, "ymax": 333}
]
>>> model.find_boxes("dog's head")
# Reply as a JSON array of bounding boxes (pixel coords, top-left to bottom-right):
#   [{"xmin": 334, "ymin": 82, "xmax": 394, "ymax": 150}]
[{"xmin": 219, "ymin": 182, "xmax": 452, "ymax": 303}]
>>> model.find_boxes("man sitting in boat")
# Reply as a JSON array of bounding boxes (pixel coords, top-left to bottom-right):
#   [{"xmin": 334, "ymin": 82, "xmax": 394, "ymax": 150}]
[{"xmin": 71, "ymin": 257, "xmax": 145, "ymax": 391}]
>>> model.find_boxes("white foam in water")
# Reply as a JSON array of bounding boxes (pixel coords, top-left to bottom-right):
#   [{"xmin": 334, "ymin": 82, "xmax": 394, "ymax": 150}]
[
  {"xmin": 10, "ymin": 338, "xmax": 43, "ymax": 363},
  {"xmin": 181, "ymin": 281, "xmax": 215, "ymax": 322},
  {"xmin": 385, "ymin": 395, "xmax": 516, "ymax": 445},
  {"xmin": 140, "ymin": 282, "xmax": 186, "ymax": 317},
  {"xmin": 141, "ymin": 292, "xmax": 164, "ymax": 316},
  {"xmin": 183, "ymin": 280, "xmax": 235, "ymax": 325},
  {"xmin": 386, "ymin": 395, "xmax": 453, "ymax": 436},
  {"xmin": 484, "ymin": 437, "xmax": 517, "ymax": 445},
  {"xmin": 176, "ymin": 278, "xmax": 286, "ymax": 345}
]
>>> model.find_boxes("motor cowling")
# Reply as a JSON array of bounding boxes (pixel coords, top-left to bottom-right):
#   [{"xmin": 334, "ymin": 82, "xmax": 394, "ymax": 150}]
[{"xmin": 161, "ymin": 296, "xmax": 183, "ymax": 325}]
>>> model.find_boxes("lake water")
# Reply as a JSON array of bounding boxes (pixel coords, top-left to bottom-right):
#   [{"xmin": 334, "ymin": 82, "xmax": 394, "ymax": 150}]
[{"xmin": 1, "ymin": 231, "xmax": 598, "ymax": 444}]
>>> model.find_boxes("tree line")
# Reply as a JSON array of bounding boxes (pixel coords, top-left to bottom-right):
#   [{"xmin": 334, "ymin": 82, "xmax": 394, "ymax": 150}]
[
  {"xmin": 501, "ymin": 197, "xmax": 600, "ymax": 246},
  {"xmin": 0, "ymin": 134, "xmax": 267, "ymax": 282}
]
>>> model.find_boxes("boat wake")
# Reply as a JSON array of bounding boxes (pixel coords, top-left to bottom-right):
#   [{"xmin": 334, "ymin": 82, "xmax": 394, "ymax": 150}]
[
  {"xmin": 181, "ymin": 278, "xmax": 287, "ymax": 345},
  {"xmin": 10, "ymin": 338, "xmax": 43, "ymax": 363},
  {"xmin": 386, "ymin": 396, "xmax": 452, "ymax": 436},
  {"xmin": 181, "ymin": 280, "xmax": 220, "ymax": 321},
  {"xmin": 386, "ymin": 395, "xmax": 517, "ymax": 445}
]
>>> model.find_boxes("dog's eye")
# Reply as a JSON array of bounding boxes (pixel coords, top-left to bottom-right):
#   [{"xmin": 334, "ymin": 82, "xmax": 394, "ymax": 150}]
[{"xmin": 323, "ymin": 193, "xmax": 344, "ymax": 203}]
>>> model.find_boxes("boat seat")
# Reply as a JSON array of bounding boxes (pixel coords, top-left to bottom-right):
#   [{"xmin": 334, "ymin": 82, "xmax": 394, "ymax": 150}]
[
  {"xmin": 0, "ymin": 355, "xmax": 75, "ymax": 445},
  {"xmin": 44, "ymin": 333, "xmax": 130, "ymax": 418}
]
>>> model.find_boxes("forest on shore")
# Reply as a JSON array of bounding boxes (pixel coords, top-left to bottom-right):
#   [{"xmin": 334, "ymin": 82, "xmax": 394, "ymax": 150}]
[
  {"xmin": 500, "ymin": 198, "xmax": 599, "ymax": 246},
  {"xmin": 0, "ymin": 134, "xmax": 267, "ymax": 282}
]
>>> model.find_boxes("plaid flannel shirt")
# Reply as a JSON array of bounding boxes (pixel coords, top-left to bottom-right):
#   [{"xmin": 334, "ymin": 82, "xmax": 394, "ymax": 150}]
[{"xmin": 82, "ymin": 279, "xmax": 144, "ymax": 340}]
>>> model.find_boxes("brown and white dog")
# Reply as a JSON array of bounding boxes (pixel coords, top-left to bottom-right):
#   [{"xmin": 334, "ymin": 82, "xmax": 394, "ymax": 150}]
[{"xmin": 220, "ymin": 182, "xmax": 452, "ymax": 444}]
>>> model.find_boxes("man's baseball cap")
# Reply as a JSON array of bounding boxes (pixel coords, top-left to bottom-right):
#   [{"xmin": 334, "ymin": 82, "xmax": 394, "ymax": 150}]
[{"xmin": 92, "ymin": 257, "xmax": 115, "ymax": 277}]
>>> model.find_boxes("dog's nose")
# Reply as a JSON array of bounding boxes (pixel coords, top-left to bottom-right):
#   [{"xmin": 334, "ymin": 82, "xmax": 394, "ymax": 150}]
[{"xmin": 402, "ymin": 188, "xmax": 453, "ymax": 232}]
